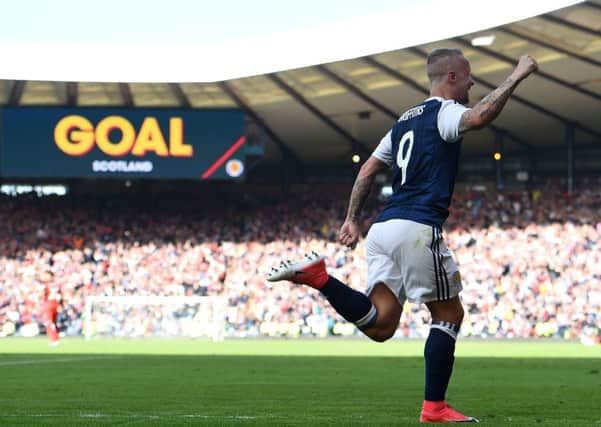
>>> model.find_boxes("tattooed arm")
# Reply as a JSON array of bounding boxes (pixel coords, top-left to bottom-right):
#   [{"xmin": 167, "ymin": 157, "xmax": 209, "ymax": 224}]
[
  {"xmin": 459, "ymin": 55, "xmax": 538, "ymax": 133},
  {"xmin": 339, "ymin": 155, "xmax": 387, "ymax": 248}
]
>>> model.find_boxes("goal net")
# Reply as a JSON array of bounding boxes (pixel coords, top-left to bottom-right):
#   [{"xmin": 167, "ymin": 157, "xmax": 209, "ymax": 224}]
[{"xmin": 84, "ymin": 296, "xmax": 226, "ymax": 341}]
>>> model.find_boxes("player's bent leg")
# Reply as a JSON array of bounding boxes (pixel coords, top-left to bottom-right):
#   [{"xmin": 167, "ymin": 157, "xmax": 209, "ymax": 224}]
[
  {"xmin": 420, "ymin": 297, "xmax": 478, "ymax": 423},
  {"xmin": 426, "ymin": 296, "xmax": 464, "ymax": 326},
  {"xmin": 362, "ymin": 283, "xmax": 402, "ymax": 342}
]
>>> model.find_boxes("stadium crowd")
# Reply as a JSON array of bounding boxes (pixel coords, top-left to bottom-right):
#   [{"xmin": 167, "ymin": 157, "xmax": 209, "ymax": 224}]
[{"xmin": 0, "ymin": 184, "xmax": 599, "ymax": 344}]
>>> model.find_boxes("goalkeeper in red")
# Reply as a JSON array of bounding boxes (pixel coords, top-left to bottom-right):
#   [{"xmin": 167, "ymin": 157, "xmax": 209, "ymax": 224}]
[{"xmin": 269, "ymin": 48, "xmax": 537, "ymax": 423}]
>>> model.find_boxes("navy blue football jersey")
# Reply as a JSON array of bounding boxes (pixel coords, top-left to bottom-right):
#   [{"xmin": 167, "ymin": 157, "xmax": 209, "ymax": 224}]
[{"xmin": 372, "ymin": 97, "xmax": 468, "ymax": 228}]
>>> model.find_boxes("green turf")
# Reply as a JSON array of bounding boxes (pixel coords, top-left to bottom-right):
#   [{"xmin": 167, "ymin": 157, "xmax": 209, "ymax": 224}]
[{"xmin": 1, "ymin": 338, "xmax": 600, "ymax": 426}]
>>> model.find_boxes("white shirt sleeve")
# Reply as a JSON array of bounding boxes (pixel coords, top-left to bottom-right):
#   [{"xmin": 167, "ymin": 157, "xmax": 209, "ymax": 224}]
[
  {"xmin": 372, "ymin": 130, "xmax": 393, "ymax": 166},
  {"xmin": 437, "ymin": 99, "xmax": 470, "ymax": 143}
]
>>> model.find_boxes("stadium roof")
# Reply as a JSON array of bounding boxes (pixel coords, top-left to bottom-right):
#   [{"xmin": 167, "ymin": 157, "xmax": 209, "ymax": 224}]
[
  {"xmin": 0, "ymin": 0, "xmax": 599, "ymax": 169},
  {"xmin": 0, "ymin": 0, "xmax": 583, "ymax": 82}
]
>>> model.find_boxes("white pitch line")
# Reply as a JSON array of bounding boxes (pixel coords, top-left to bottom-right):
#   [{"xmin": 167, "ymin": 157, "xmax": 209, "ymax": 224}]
[
  {"xmin": 0, "ymin": 414, "xmax": 156, "ymax": 419},
  {"xmin": 0, "ymin": 413, "xmax": 264, "ymax": 420},
  {"xmin": 0, "ymin": 356, "xmax": 122, "ymax": 367}
]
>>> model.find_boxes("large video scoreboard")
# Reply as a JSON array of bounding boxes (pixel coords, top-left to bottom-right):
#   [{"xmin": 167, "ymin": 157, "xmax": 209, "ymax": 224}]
[{"xmin": 0, "ymin": 107, "xmax": 247, "ymax": 180}]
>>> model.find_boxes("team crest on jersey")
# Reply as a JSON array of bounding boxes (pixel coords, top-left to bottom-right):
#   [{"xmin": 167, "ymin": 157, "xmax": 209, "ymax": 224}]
[{"xmin": 452, "ymin": 271, "xmax": 461, "ymax": 284}]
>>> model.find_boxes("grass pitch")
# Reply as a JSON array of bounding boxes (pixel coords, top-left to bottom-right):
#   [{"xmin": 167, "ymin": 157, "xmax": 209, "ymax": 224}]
[{"xmin": 1, "ymin": 339, "xmax": 600, "ymax": 426}]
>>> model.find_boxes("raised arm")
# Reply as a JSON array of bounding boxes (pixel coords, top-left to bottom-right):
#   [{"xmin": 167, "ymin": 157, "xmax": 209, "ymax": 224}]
[
  {"xmin": 459, "ymin": 55, "xmax": 538, "ymax": 133},
  {"xmin": 339, "ymin": 155, "xmax": 388, "ymax": 248}
]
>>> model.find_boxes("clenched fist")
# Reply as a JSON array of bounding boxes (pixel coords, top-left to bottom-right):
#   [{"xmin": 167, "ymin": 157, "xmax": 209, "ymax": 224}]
[{"xmin": 511, "ymin": 55, "xmax": 538, "ymax": 82}]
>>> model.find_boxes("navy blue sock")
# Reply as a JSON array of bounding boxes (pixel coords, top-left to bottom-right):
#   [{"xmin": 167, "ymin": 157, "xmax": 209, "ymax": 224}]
[
  {"xmin": 319, "ymin": 276, "xmax": 377, "ymax": 330},
  {"xmin": 424, "ymin": 322, "xmax": 459, "ymax": 401}
]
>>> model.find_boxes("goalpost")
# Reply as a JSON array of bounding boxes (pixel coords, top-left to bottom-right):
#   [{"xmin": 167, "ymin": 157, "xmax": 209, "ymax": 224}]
[{"xmin": 84, "ymin": 296, "xmax": 227, "ymax": 341}]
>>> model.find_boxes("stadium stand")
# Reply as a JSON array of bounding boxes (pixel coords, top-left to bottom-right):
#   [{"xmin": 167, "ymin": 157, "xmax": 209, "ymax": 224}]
[{"xmin": 0, "ymin": 184, "xmax": 599, "ymax": 344}]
